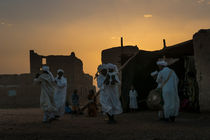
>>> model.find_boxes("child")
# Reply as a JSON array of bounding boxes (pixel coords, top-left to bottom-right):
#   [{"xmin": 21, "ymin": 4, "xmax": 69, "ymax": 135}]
[
  {"xmin": 65, "ymin": 102, "xmax": 72, "ymax": 114},
  {"xmin": 87, "ymin": 89, "xmax": 98, "ymax": 117},
  {"xmin": 129, "ymin": 85, "xmax": 138, "ymax": 112},
  {"xmin": 71, "ymin": 89, "xmax": 79, "ymax": 114}
]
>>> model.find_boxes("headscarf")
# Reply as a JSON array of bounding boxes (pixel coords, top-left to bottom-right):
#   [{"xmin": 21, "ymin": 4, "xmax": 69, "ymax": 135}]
[
  {"xmin": 57, "ymin": 69, "xmax": 64, "ymax": 74},
  {"xmin": 156, "ymin": 60, "xmax": 168, "ymax": 66},
  {"xmin": 42, "ymin": 65, "xmax": 55, "ymax": 81},
  {"xmin": 106, "ymin": 63, "xmax": 118, "ymax": 73}
]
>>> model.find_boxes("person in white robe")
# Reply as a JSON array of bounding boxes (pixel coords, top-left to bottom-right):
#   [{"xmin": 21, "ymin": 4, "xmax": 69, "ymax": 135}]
[
  {"xmin": 103, "ymin": 63, "xmax": 122, "ymax": 123},
  {"xmin": 129, "ymin": 85, "xmax": 138, "ymax": 112},
  {"xmin": 156, "ymin": 60, "xmax": 180, "ymax": 122},
  {"xmin": 54, "ymin": 69, "xmax": 67, "ymax": 118},
  {"xmin": 34, "ymin": 65, "xmax": 57, "ymax": 123},
  {"xmin": 96, "ymin": 64, "xmax": 108, "ymax": 114}
]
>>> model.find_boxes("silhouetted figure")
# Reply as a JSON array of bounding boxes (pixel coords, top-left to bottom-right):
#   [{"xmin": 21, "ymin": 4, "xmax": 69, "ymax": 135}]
[
  {"xmin": 87, "ymin": 89, "xmax": 97, "ymax": 117},
  {"xmin": 71, "ymin": 89, "xmax": 79, "ymax": 114},
  {"xmin": 34, "ymin": 65, "xmax": 57, "ymax": 123}
]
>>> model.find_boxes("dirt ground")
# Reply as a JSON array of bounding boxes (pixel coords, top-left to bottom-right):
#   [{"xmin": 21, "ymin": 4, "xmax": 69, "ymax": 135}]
[{"xmin": 0, "ymin": 109, "xmax": 210, "ymax": 140}]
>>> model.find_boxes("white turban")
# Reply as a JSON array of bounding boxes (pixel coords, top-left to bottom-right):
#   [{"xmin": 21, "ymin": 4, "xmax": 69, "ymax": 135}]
[
  {"xmin": 57, "ymin": 69, "xmax": 64, "ymax": 73},
  {"xmin": 42, "ymin": 65, "xmax": 55, "ymax": 81},
  {"xmin": 107, "ymin": 63, "xmax": 118, "ymax": 73},
  {"xmin": 150, "ymin": 71, "xmax": 158, "ymax": 76},
  {"xmin": 156, "ymin": 60, "xmax": 168, "ymax": 66},
  {"xmin": 106, "ymin": 63, "xmax": 114, "ymax": 69},
  {"xmin": 42, "ymin": 65, "xmax": 50, "ymax": 72}
]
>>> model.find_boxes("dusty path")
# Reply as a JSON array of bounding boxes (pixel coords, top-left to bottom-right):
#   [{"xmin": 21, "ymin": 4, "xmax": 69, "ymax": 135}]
[{"xmin": 0, "ymin": 109, "xmax": 210, "ymax": 140}]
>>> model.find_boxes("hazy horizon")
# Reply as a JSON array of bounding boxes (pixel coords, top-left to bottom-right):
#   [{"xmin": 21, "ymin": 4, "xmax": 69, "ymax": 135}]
[{"xmin": 1, "ymin": 0, "xmax": 210, "ymax": 77}]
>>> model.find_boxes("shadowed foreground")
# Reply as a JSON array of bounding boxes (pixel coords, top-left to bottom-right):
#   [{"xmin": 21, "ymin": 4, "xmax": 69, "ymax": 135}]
[{"xmin": 0, "ymin": 109, "xmax": 209, "ymax": 140}]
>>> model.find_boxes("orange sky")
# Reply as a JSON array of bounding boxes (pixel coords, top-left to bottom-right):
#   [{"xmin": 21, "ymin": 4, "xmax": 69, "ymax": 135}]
[{"xmin": 0, "ymin": 0, "xmax": 210, "ymax": 80}]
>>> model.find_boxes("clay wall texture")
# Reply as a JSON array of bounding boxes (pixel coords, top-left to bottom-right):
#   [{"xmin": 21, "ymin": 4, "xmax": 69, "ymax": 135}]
[
  {"xmin": 193, "ymin": 29, "xmax": 210, "ymax": 111},
  {"xmin": 0, "ymin": 74, "xmax": 40, "ymax": 108},
  {"xmin": 0, "ymin": 51, "xmax": 95, "ymax": 108}
]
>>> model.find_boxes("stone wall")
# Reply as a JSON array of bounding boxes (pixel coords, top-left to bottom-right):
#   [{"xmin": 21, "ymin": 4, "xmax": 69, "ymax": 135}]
[{"xmin": 193, "ymin": 29, "xmax": 210, "ymax": 111}]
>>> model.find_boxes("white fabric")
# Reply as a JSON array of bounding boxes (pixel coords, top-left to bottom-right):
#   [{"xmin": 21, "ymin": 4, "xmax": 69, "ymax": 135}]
[
  {"xmin": 113, "ymin": 65, "xmax": 119, "ymax": 73},
  {"xmin": 108, "ymin": 71, "xmax": 121, "ymax": 98},
  {"xmin": 34, "ymin": 73, "xmax": 57, "ymax": 113},
  {"xmin": 106, "ymin": 63, "xmax": 115, "ymax": 69},
  {"xmin": 106, "ymin": 63, "xmax": 119, "ymax": 73},
  {"xmin": 97, "ymin": 72, "xmax": 122, "ymax": 115},
  {"xmin": 156, "ymin": 60, "xmax": 168, "ymax": 66},
  {"xmin": 54, "ymin": 76, "xmax": 67, "ymax": 116},
  {"xmin": 42, "ymin": 65, "xmax": 55, "ymax": 82},
  {"xmin": 129, "ymin": 90, "xmax": 138, "ymax": 109},
  {"xmin": 151, "ymin": 71, "xmax": 158, "ymax": 77},
  {"xmin": 156, "ymin": 67, "xmax": 180, "ymax": 118}
]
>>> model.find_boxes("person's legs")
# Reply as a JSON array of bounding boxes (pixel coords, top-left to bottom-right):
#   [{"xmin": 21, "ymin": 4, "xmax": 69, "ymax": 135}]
[
  {"xmin": 106, "ymin": 113, "xmax": 113, "ymax": 124},
  {"xmin": 42, "ymin": 112, "xmax": 49, "ymax": 123},
  {"xmin": 169, "ymin": 116, "xmax": 176, "ymax": 122},
  {"xmin": 158, "ymin": 110, "xmax": 164, "ymax": 120},
  {"xmin": 48, "ymin": 111, "xmax": 55, "ymax": 121},
  {"xmin": 72, "ymin": 106, "xmax": 76, "ymax": 114},
  {"xmin": 111, "ymin": 115, "xmax": 117, "ymax": 123},
  {"xmin": 106, "ymin": 113, "xmax": 116, "ymax": 124}
]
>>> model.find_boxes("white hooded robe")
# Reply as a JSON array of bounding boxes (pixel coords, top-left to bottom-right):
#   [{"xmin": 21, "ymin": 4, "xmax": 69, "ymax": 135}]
[{"xmin": 34, "ymin": 73, "xmax": 57, "ymax": 113}]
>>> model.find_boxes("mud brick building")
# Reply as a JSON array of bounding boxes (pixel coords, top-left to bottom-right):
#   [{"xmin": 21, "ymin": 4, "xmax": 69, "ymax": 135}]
[{"xmin": 0, "ymin": 51, "xmax": 95, "ymax": 108}]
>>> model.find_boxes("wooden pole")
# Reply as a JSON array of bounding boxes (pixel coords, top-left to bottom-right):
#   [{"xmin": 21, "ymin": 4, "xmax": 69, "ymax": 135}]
[
  {"xmin": 163, "ymin": 39, "xmax": 166, "ymax": 49},
  {"xmin": 121, "ymin": 37, "xmax": 123, "ymax": 48}
]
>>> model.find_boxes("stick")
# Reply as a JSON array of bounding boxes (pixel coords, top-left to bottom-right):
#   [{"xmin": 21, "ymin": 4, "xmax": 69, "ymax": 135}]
[
  {"xmin": 118, "ymin": 51, "xmax": 139, "ymax": 72},
  {"xmin": 80, "ymin": 90, "xmax": 100, "ymax": 111}
]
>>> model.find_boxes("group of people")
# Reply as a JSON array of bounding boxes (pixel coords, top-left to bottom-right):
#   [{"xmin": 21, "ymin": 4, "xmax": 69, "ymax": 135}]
[
  {"xmin": 97, "ymin": 59, "xmax": 179, "ymax": 123},
  {"xmin": 34, "ymin": 58, "xmax": 180, "ymax": 124},
  {"xmin": 34, "ymin": 66, "xmax": 68, "ymax": 123}
]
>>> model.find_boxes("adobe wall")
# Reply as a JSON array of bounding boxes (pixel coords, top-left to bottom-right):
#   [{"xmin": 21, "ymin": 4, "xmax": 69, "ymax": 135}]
[
  {"xmin": 0, "ymin": 51, "xmax": 95, "ymax": 108},
  {"xmin": 193, "ymin": 29, "xmax": 210, "ymax": 111},
  {"xmin": 0, "ymin": 74, "xmax": 40, "ymax": 108},
  {"xmin": 30, "ymin": 50, "xmax": 42, "ymax": 74},
  {"xmin": 102, "ymin": 46, "xmax": 139, "ymax": 67}
]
